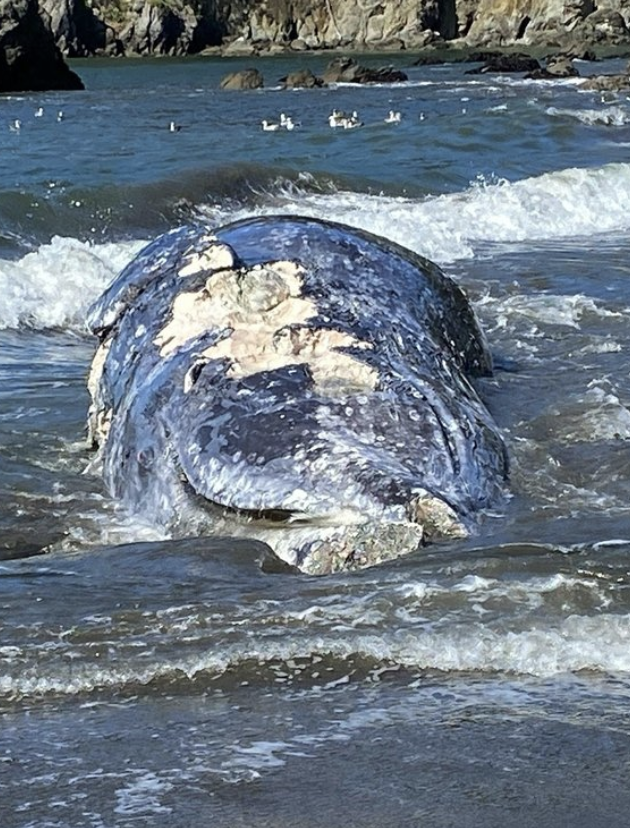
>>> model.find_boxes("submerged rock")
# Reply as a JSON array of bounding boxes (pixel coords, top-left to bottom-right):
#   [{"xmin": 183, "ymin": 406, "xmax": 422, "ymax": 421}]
[
  {"xmin": 280, "ymin": 68, "xmax": 325, "ymax": 89},
  {"xmin": 322, "ymin": 56, "xmax": 408, "ymax": 84},
  {"xmin": 466, "ymin": 53, "xmax": 542, "ymax": 74}
]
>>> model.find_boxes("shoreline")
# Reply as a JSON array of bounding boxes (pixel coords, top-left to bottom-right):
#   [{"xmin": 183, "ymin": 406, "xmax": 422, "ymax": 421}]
[{"xmin": 72, "ymin": 42, "xmax": 630, "ymax": 64}]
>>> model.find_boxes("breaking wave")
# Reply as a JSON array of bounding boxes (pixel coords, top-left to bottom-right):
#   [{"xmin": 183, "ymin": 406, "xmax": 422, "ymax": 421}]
[{"xmin": 2, "ymin": 162, "xmax": 630, "ymax": 331}]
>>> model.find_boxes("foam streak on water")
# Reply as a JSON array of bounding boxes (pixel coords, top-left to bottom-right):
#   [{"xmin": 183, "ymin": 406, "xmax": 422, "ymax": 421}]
[
  {"xmin": 2, "ymin": 538, "xmax": 630, "ymax": 703},
  {"xmin": 3, "ymin": 163, "xmax": 630, "ymax": 331}
]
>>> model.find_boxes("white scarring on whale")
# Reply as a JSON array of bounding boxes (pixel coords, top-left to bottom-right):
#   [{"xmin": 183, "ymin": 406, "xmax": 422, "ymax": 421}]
[{"xmin": 86, "ymin": 216, "xmax": 508, "ymax": 575}]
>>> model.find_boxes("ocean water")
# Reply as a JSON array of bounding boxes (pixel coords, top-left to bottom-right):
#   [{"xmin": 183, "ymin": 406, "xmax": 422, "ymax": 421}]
[{"xmin": 3, "ymin": 52, "xmax": 630, "ymax": 826}]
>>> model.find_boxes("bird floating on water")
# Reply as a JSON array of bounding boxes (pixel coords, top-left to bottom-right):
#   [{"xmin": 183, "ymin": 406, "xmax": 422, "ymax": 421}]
[
  {"xmin": 261, "ymin": 119, "xmax": 280, "ymax": 131},
  {"xmin": 57, "ymin": 110, "xmax": 64, "ymax": 122},
  {"xmin": 9, "ymin": 119, "xmax": 21, "ymax": 132},
  {"xmin": 34, "ymin": 107, "xmax": 44, "ymax": 118},
  {"xmin": 280, "ymin": 112, "xmax": 298, "ymax": 130},
  {"xmin": 329, "ymin": 109, "xmax": 363, "ymax": 129},
  {"xmin": 342, "ymin": 111, "xmax": 363, "ymax": 129},
  {"xmin": 169, "ymin": 121, "xmax": 182, "ymax": 132},
  {"xmin": 384, "ymin": 110, "xmax": 401, "ymax": 124}
]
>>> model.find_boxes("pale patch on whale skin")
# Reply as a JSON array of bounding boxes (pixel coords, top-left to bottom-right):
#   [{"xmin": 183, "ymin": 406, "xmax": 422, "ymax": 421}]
[
  {"xmin": 86, "ymin": 337, "xmax": 112, "ymax": 446},
  {"xmin": 267, "ymin": 327, "xmax": 377, "ymax": 394},
  {"xmin": 86, "ymin": 216, "xmax": 508, "ymax": 575},
  {"xmin": 177, "ymin": 238, "xmax": 235, "ymax": 278},
  {"xmin": 156, "ymin": 253, "xmax": 378, "ymax": 393},
  {"xmin": 410, "ymin": 491, "xmax": 469, "ymax": 542},
  {"xmin": 155, "ymin": 257, "xmax": 307, "ymax": 356}
]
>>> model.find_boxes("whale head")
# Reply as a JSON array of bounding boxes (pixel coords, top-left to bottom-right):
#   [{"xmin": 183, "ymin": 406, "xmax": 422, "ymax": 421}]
[{"xmin": 87, "ymin": 217, "xmax": 508, "ymax": 574}]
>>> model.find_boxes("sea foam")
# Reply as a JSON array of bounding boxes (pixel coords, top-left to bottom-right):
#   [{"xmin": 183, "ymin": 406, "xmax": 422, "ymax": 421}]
[
  {"xmin": 546, "ymin": 105, "xmax": 630, "ymax": 126},
  {"xmin": 3, "ymin": 162, "xmax": 630, "ymax": 331},
  {"xmin": 0, "ymin": 236, "xmax": 145, "ymax": 331},
  {"xmin": 213, "ymin": 161, "xmax": 630, "ymax": 266},
  {"xmin": 3, "ymin": 609, "xmax": 630, "ymax": 701}
]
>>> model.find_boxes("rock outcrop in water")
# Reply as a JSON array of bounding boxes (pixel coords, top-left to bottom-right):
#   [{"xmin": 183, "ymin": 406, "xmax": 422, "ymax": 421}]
[
  {"xmin": 0, "ymin": 0, "xmax": 84, "ymax": 91},
  {"xmin": 219, "ymin": 67, "xmax": 264, "ymax": 89},
  {"xmin": 15, "ymin": 0, "xmax": 630, "ymax": 58}
]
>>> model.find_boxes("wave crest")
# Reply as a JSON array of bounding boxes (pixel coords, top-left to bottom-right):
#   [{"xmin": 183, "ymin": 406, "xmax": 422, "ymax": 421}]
[{"xmin": 3, "ymin": 162, "xmax": 630, "ymax": 331}]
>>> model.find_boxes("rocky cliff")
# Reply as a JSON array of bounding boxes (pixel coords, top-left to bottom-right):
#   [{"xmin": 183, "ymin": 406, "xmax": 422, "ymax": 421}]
[
  {"xmin": 462, "ymin": 0, "xmax": 630, "ymax": 46},
  {"xmin": 24, "ymin": 0, "xmax": 630, "ymax": 57}
]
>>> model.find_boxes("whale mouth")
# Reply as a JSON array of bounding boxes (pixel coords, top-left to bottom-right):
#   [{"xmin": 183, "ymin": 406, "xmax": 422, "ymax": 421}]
[
  {"xmin": 181, "ymin": 483, "xmax": 307, "ymax": 527},
  {"xmin": 199, "ymin": 496, "xmax": 428, "ymax": 576},
  {"xmin": 179, "ymin": 467, "xmax": 467, "ymax": 576}
]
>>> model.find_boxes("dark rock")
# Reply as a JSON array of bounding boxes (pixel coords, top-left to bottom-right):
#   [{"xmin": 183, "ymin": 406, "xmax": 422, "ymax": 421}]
[
  {"xmin": 322, "ymin": 56, "xmax": 408, "ymax": 84},
  {"xmin": 280, "ymin": 68, "xmax": 325, "ymax": 89},
  {"xmin": 526, "ymin": 55, "xmax": 579, "ymax": 79},
  {"xmin": 0, "ymin": 0, "xmax": 84, "ymax": 91},
  {"xmin": 466, "ymin": 53, "xmax": 542, "ymax": 74},
  {"xmin": 220, "ymin": 67, "xmax": 264, "ymax": 90}
]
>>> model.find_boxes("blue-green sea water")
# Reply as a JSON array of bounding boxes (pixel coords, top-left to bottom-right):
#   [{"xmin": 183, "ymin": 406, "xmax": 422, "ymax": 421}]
[{"xmin": 3, "ymin": 53, "xmax": 630, "ymax": 827}]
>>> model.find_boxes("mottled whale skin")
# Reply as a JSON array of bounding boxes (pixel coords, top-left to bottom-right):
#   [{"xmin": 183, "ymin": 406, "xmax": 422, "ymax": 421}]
[{"xmin": 87, "ymin": 216, "xmax": 508, "ymax": 574}]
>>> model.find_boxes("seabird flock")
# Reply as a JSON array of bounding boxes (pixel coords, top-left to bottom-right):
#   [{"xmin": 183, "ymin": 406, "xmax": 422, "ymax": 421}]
[{"xmin": 261, "ymin": 108, "xmax": 403, "ymax": 131}]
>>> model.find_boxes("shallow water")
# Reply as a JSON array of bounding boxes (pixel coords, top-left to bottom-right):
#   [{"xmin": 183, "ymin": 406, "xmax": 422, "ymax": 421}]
[{"xmin": 3, "ymin": 53, "xmax": 630, "ymax": 826}]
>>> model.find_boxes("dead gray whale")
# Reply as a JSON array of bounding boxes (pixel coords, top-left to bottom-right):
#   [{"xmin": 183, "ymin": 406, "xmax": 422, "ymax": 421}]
[{"xmin": 86, "ymin": 216, "xmax": 508, "ymax": 574}]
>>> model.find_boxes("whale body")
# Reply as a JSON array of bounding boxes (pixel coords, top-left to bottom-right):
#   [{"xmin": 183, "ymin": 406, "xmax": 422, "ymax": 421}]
[{"xmin": 87, "ymin": 216, "xmax": 508, "ymax": 574}]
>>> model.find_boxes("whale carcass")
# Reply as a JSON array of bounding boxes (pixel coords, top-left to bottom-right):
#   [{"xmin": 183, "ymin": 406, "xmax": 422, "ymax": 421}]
[{"xmin": 86, "ymin": 216, "xmax": 508, "ymax": 574}]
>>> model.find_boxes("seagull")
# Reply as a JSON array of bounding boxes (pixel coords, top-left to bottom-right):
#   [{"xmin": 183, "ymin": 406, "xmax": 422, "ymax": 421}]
[
  {"xmin": 328, "ymin": 109, "xmax": 346, "ymax": 128},
  {"xmin": 169, "ymin": 121, "xmax": 182, "ymax": 132},
  {"xmin": 57, "ymin": 110, "xmax": 64, "ymax": 122},
  {"xmin": 34, "ymin": 107, "xmax": 44, "ymax": 118},
  {"xmin": 384, "ymin": 110, "xmax": 401, "ymax": 124},
  {"xmin": 261, "ymin": 119, "xmax": 280, "ymax": 131},
  {"xmin": 279, "ymin": 113, "xmax": 299, "ymax": 130},
  {"xmin": 9, "ymin": 119, "xmax": 21, "ymax": 132},
  {"xmin": 342, "ymin": 111, "xmax": 363, "ymax": 129}
]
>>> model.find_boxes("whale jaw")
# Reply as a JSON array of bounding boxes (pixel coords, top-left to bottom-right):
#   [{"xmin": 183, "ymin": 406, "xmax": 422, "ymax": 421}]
[{"xmin": 172, "ymin": 482, "xmax": 468, "ymax": 576}]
